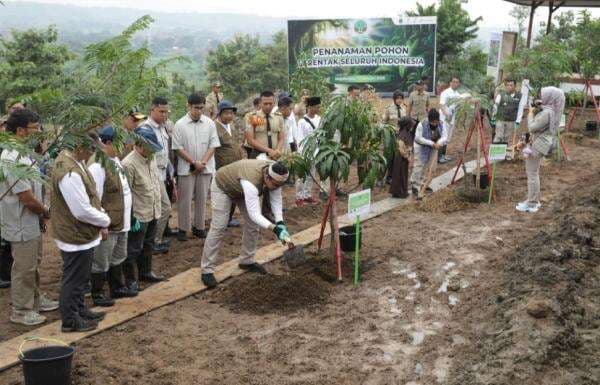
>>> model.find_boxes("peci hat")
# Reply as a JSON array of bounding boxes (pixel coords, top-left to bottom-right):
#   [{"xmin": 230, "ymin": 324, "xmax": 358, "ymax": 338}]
[
  {"xmin": 98, "ymin": 125, "xmax": 116, "ymax": 142},
  {"xmin": 217, "ymin": 100, "xmax": 237, "ymax": 115},
  {"xmin": 128, "ymin": 106, "xmax": 147, "ymax": 121},
  {"xmin": 134, "ymin": 125, "xmax": 163, "ymax": 152},
  {"xmin": 306, "ymin": 96, "xmax": 321, "ymax": 107}
]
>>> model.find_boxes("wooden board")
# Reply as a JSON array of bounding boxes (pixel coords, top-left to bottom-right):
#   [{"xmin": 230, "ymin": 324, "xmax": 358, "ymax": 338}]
[{"xmin": 0, "ymin": 160, "xmax": 480, "ymax": 372}]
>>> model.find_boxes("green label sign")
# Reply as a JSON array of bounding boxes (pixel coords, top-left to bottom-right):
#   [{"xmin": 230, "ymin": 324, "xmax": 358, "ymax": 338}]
[
  {"xmin": 348, "ymin": 189, "xmax": 371, "ymax": 219},
  {"xmin": 489, "ymin": 144, "xmax": 508, "ymax": 161}
]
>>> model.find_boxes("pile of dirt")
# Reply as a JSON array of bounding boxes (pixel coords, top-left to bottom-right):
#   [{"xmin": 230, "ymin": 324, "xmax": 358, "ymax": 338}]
[
  {"xmin": 449, "ymin": 179, "xmax": 600, "ymax": 385},
  {"xmin": 217, "ymin": 271, "xmax": 331, "ymax": 315},
  {"xmin": 416, "ymin": 188, "xmax": 475, "ymax": 213}
]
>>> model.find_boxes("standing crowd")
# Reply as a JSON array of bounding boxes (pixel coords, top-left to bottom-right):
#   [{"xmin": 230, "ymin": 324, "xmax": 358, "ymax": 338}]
[{"xmin": 0, "ymin": 76, "xmax": 565, "ymax": 331}]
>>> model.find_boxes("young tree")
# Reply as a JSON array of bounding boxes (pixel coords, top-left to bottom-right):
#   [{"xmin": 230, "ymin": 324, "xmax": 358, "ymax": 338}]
[
  {"xmin": 406, "ymin": 0, "xmax": 482, "ymax": 65},
  {"xmin": 508, "ymin": 5, "xmax": 529, "ymax": 46},
  {"xmin": 0, "ymin": 26, "xmax": 72, "ymax": 113},
  {"xmin": 572, "ymin": 11, "xmax": 600, "ymax": 109}
]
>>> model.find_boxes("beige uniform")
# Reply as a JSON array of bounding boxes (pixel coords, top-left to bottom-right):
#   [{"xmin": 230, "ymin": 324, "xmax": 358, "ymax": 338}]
[
  {"xmin": 383, "ymin": 103, "xmax": 406, "ymax": 126},
  {"xmin": 205, "ymin": 91, "xmax": 224, "ymax": 120},
  {"xmin": 407, "ymin": 91, "xmax": 430, "ymax": 122},
  {"xmin": 245, "ymin": 110, "xmax": 285, "ymax": 158}
]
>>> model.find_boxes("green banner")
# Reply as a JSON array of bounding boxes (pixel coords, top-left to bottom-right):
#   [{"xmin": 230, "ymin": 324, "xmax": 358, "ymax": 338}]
[{"xmin": 288, "ymin": 17, "xmax": 437, "ymax": 93}]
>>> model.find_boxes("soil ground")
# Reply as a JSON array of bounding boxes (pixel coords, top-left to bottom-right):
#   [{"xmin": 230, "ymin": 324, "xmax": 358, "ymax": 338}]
[{"xmin": 1, "ymin": 134, "xmax": 599, "ymax": 385}]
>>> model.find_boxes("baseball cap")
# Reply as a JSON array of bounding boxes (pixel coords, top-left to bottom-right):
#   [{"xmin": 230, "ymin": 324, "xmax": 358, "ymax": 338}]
[
  {"xmin": 128, "ymin": 106, "xmax": 147, "ymax": 121},
  {"xmin": 217, "ymin": 100, "xmax": 237, "ymax": 115},
  {"xmin": 134, "ymin": 125, "xmax": 162, "ymax": 152}
]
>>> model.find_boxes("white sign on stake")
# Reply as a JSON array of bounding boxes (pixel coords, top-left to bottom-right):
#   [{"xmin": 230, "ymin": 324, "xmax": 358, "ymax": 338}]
[{"xmin": 347, "ymin": 189, "xmax": 371, "ymax": 220}]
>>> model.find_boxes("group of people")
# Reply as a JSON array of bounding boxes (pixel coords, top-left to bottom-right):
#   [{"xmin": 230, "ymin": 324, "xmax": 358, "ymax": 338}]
[{"xmin": 0, "ymin": 75, "xmax": 565, "ymax": 332}]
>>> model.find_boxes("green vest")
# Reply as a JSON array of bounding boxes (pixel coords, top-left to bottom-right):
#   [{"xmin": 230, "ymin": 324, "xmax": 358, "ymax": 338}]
[
  {"xmin": 88, "ymin": 155, "xmax": 125, "ymax": 232},
  {"xmin": 51, "ymin": 151, "xmax": 104, "ymax": 244},
  {"xmin": 214, "ymin": 121, "xmax": 242, "ymax": 170},
  {"xmin": 215, "ymin": 159, "xmax": 271, "ymax": 200},
  {"xmin": 496, "ymin": 90, "xmax": 522, "ymax": 122}
]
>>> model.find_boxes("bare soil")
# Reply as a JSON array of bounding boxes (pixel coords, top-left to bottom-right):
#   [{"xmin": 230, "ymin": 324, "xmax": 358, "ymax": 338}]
[{"xmin": 1, "ymin": 136, "xmax": 599, "ymax": 385}]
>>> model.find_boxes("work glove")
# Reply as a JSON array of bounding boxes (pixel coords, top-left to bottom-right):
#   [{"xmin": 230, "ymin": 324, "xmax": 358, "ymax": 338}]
[
  {"xmin": 130, "ymin": 217, "xmax": 141, "ymax": 233},
  {"xmin": 490, "ymin": 118, "xmax": 496, "ymax": 127},
  {"xmin": 515, "ymin": 122, "xmax": 520, "ymax": 129},
  {"xmin": 273, "ymin": 221, "xmax": 290, "ymax": 243}
]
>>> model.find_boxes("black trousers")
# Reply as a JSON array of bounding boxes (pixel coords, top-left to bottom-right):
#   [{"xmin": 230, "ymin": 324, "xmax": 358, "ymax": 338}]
[
  {"xmin": 59, "ymin": 248, "xmax": 94, "ymax": 323},
  {"xmin": 126, "ymin": 219, "xmax": 157, "ymax": 277},
  {"xmin": 0, "ymin": 238, "xmax": 12, "ymax": 281}
]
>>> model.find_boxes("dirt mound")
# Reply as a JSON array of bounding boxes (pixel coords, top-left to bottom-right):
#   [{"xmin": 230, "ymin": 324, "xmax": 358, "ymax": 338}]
[
  {"xmin": 217, "ymin": 271, "xmax": 330, "ymax": 315},
  {"xmin": 449, "ymin": 179, "xmax": 600, "ymax": 385},
  {"xmin": 416, "ymin": 188, "xmax": 475, "ymax": 213}
]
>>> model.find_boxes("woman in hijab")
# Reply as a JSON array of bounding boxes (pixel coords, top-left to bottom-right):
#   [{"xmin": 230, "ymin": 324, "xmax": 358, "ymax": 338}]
[
  {"xmin": 389, "ymin": 117, "xmax": 416, "ymax": 198},
  {"xmin": 516, "ymin": 86, "xmax": 565, "ymax": 213}
]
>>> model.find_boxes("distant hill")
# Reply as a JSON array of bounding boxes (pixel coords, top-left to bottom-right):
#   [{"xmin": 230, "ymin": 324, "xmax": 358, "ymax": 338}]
[{"xmin": 0, "ymin": 2, "xmax": 286, "ymax": 58}]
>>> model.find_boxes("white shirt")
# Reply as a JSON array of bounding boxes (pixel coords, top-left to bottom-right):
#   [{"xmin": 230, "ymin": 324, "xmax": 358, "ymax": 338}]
[
  {"xmin": 439, "ymin": 87, "xmax": 461, "ymax": 126},
  {"xmin": 493, "ymin": 92, "xmax": 527, "ymax": 123},
  {"xmin": 239, "ymin": 179, "xmax": 283, "ymax": 229},
  {"xmin": 172, "ymin": 113, "xmax": 221, "ymax": 176},
  {"xmin": 296, "ymin": 114, "xmax": 321, "ymax": 151},
  {"xmin": 88, "ymin": 157, "xmax": 133, "ymax": 233},
  {"xmin": 284, "ymin": 114, "xmax": 297, "ymax": 145},
  {"xmin": 55, "ymin": 159, "xmax": 111, "ymax": 252},
  {"xmin": 413, "ymin": 121, "xmax": 448, "ymax": 154},
  {"xmin": 144, "ymin": 118, "xmax": 171, "ymax": 182}
]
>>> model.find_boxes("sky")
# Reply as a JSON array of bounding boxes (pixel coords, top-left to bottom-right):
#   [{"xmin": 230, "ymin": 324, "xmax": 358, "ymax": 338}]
[{"xmin": 9, "ymin": 0, "xmax": 599, "ymax": 29}]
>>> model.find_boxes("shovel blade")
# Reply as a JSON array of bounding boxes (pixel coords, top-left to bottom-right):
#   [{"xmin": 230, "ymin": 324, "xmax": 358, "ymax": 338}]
[{"xmin": 283, "ymin": 244, "xmax": 306, "ymax": 268}]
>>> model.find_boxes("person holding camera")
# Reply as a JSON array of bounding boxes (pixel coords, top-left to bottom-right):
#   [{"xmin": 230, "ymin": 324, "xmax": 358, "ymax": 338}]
[{"xmin": 516, "ymin": 86, "xmax": 565, "ymax": 213}]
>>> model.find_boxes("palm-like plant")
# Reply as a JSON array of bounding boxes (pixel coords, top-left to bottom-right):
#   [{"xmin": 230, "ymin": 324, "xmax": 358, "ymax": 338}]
[{"xmin": 282, "ymin": 95, "xmax": 396, "ymax": 280}]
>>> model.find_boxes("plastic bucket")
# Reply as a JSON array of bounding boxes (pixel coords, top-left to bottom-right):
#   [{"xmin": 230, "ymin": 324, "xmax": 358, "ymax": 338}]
[
  {"xmin": 472, "ymin": 173, "xmax": 489, "ymax": 190},
  {"xmin": 339, "ymin": 225, "xmax": 362, "ymax": 252},
  {"xmin": 19, "ymin": 338, "xmax": 74, "ymax": 385}
]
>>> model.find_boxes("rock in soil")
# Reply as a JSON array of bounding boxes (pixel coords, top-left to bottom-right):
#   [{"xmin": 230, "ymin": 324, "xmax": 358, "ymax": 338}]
[{"xmin": 526, "ymin": 299, "xmax": 552, "ymax": 319}]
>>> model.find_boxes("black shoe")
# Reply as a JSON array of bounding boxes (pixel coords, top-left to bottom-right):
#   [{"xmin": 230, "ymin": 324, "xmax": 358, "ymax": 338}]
[
  {"xmin": 227, "ymin": 218, "xmax": 241, "ymax": 227},
  {"xmin": 238, "ymin": 263, "xmax": 267, "ymax": 275},
  {"xmin": 438, "ymin": 155, "xmax": 447, "ymax": 164},
  {"xmin": 0, "ymin": 279, "xmax": 9, "ymax": 289},
  {"xmin": 201, "ymin": 273, "xmax": 218, "ymax": 289},
  {"xmin": 163, "ymin": 227, "xmax": 178, "ymax": 238},
  {"xmin": 91, "ymin": 273, "xmax": 115, "ymax": 307},
  {"xmin": 152, "ymin": 242, "xmax": 170, "ymax": 255},
  {"xmin": 111, "ymin": 286, "xmax": 138, "ymax": 298},
  {"xmin": 192, "ymin": 228, "xmax": 207, "ymax": 239},
  {"xmin": 411, "ymin": 187, "xmax": 418, "ymax": 196},
  {"xmin": 177, "ymin": 230, "xmax": 188, "ymax": 242},
  {"xmin": 108, "ymin": 264, "xmax": 138, "ymax": 298},
  {"xmin": 80, "ymin": 308, "xmax": 106, "ymax": 321},
  {"xmin": 139, "ymin": 272, "xmax": 166, "ymax": 283},
  {"xmin": 61, "ymin": 317, "xmax": 98, "ymax": 333},
  {"xmin": 125, "ymin": 280, "xmax": 141, "ymax": 293}
]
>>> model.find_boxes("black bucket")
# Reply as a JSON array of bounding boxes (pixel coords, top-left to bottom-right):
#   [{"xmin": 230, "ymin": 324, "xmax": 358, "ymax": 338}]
[
  {"xmin": 471, "ymin": 173, "xmax": 489, "ymax": 189},
  {"xmin": 339, "ymin": 224, "xmax": 362, "ymax": 252},
  {"xmin": 585, "ymin": 120, "xmax": 597, "ymax": 132},
  {"xmin": 20, "ymin": 340, "xmax": 74, "ymax": 385}
]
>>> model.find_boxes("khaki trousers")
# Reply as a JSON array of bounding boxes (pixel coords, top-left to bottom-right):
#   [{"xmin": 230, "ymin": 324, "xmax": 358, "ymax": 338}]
[
  {"xmin": 177, "ymin": 174, "xmax": 212, "ymax": 232},
  {"xmin": 410, "ymin": 149, "xmax": 438, "ymax": 191},
  {"xmin": 92, "ymin": 231, "xmax": 128, "ymax": 274},
  {"xmin": 201, "ymin": 180, "xmax": 259, "ymax": 274},
  {"xmin": 155, "ymin": 182, "xmax": 171, "ymax": 243},
  {"xmin": 11, "ymin": 236, "xmax": 42, "ymax": 311},
  {"xmin": 494, "ymin": 121, "xmax": 515, "ymax": 144},
  {"xmin": 525, "ymin": 150, "xmax": 542, "ymax": 203}
]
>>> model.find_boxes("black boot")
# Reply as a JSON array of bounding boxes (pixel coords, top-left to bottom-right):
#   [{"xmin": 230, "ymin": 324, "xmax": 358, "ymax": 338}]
[
  {"xmin": 0, "ymin": 239, "xmax": 13, "ymax": 288},
  {"xmin": 91, "ymin": 273, "xmax": 115, "ymax": 307},
  {"xmin": 108, "ymin": 264, "xmax": 137, "ymax": 298},
  {"xmin": 438, "ymin": 145, "xmax": 447, "ymax": 164},
  {"xmin": 122, "ymin": 260, "xmax": 140, "ymax": 294},
  {"xmin": 138, "ymin": 251, "xmax": 166, "ymax": 283}
]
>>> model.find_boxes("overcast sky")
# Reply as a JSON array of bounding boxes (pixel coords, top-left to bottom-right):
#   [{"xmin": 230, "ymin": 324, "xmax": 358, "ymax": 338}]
[{"xmin": 9, "ymin": 0, "xmax": 599, "ymax": 29}]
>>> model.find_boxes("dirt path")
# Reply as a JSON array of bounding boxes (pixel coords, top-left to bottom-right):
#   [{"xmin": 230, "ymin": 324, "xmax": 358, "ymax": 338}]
[{"xmin": 1, "ymin": 138, "xmax": 598, "ymax": 385}]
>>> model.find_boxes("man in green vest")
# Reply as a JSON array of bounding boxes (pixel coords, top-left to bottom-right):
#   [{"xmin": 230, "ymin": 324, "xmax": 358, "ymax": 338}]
[
  {"xmin": 214, "ymin": 100, "xmax": 243, "ymax": 228},
  {"xmin": 51, "ymin": 133, "xmax": 111, "ymax": 332},
  {"xmin": 492, "ymin": 79, "xmax": 526, "ymax": 148},
  {"xmin": 200, "ymin": 159, "xmax": 292, "ymax": 288},
  {"xmin": 122, "ymin": 126, "xmax": 165, "ymax": 292},
  {"xmin": 88, "ymin": 126, "xmax": 137, "ymax": 307}
]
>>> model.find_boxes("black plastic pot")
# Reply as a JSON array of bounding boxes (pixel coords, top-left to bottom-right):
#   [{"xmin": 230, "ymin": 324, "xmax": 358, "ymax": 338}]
[
  {"xmin": 339, "ymin": 224, "xmax": 362, "ymax": 252},
  {"xmin": 472, "ymin": 173, "xmax": 489, "ymax": 190},
  {"xmin": 20, "ymin": 345, "xmax": 75, "ymax": 385},
  {"xmin": 585, "ymin": 120, "xmax": 598, "ymax": 132}
]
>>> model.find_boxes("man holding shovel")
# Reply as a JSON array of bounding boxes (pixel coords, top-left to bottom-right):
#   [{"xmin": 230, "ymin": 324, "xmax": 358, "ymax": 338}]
[
  {"xmin": 411, "ymin": 109, "xmax": 447, "ymax": 200},
  {"xmin": 200, "ymin": 159, "xmax": 291, "ymax": 288}
]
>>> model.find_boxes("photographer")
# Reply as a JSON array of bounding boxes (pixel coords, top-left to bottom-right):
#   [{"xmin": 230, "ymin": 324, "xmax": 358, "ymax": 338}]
[{"xmin": 516, "ymin": 86, "xmax": 565, "ymax": 213}]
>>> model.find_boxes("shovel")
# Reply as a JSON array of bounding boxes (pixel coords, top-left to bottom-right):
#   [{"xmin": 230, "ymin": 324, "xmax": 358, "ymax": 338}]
[{"xmin": 281, "ymin": 236, "xmax": 306, "ymax": 268}]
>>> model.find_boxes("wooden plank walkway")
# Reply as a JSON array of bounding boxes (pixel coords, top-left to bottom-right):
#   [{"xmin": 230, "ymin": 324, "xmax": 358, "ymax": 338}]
[{"xmin": 0, "ymin": 160, "xmax": 481, "ymax": 371}]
